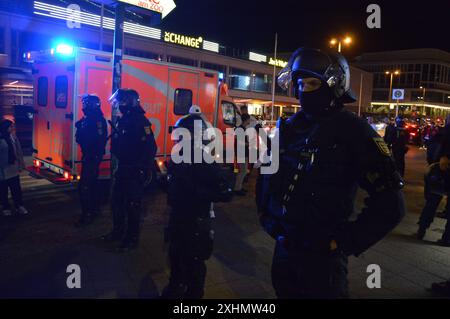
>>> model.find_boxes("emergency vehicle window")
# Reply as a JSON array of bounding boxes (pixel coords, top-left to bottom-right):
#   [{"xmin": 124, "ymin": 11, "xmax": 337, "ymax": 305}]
[
  {"xmin": 222, "ymin": 101, "xmax": 236, "ymax": 126},
  {"xmin": 55, "ymin": 76, "xmax": 68, "ymax": 108},
  {"xmin": 174, "ymin": 89, "xmax": 193, "ymax": 115},
  {"xmin": 37, "ymin": 77, "xmax": 48, "ymax": 107}
]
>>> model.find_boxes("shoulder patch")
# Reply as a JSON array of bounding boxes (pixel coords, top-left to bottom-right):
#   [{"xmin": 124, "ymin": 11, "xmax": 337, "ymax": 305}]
[{"xmin": 373, "ymin": 137, "xmax": 391, "ymax": 156}]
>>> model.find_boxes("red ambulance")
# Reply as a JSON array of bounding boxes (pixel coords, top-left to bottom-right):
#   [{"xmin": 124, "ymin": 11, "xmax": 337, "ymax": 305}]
[{"xmin": 25, "ymin": 44, "xmax": 239, "ymax": 184}]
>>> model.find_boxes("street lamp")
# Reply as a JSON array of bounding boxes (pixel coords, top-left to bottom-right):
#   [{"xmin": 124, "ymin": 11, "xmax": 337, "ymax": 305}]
[
  {"xmin": 329, "ymin": 36, "xmax": 352, "ymax": 53},
  {"xmin": 385, "ymin": 70, "xmax": 400, "ymax": 117},
  {"xmin": 419, "ymin": 86, "xmax": 426, "ymax": 116}
]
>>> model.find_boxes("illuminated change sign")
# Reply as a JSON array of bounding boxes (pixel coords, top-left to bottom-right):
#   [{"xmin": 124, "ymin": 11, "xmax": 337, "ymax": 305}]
[{"xmin": 164, "ymin": 32, "xmax": 203, "ymax": 49}]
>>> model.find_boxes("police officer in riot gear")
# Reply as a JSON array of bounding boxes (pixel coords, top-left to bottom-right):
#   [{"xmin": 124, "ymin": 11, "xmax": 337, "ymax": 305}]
[
  {"xmin": 102, "ymin": 89, "xmax": 157, "ymax": 251},
  {"xmin": 161, "ymin": 105, "xmax": 232, "ymax": 299},
  {"xmin": 384, "ymin": 116, "xmax": 409, "ymax": 177},
  {"xmin": 75, "ymin": 94, "xmax": 107, "ymax": 227},
  {"xmin": 256, "ymin": 48, "xmax": 405, "ymax": 298}
]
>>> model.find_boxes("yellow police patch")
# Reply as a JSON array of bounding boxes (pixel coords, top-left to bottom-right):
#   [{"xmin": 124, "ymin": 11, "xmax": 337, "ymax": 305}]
[
  {"xmin": 373, "ymin": 137, "xmax": 391, "ymax": 156},
  {"xmin": 144, "ymin": 126, "xmax": 151, "ymax": 135}
]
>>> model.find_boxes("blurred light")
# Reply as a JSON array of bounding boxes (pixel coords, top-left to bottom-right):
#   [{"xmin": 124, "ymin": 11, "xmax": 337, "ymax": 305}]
[
  {"xmin": 218, "ymin": 72, "xmax": 224, "ymax": 81},
  {"xmin": 50, "ymin": 48, "xmax": 54, "ymax": 55},
  {"xmin": 330, "ymin": 39, "xmax": 337, "ymax": 45},
  {"xmin": 344, "ymin": 36, "xmax": 352, "ymax": 44},
  {"xmin": 385, "ymin": 71, "xmax": 390, "ymax": 75},
  {"xmin": 394, "ymin": 70, "xmax": 400, "ymax": 75},
  {"xmin": 8, "ymin": 81, "xmax": 18, "ymax": 85},
  {"xmin": 63, "ymin": 172, "xmax": 69, "ymax": 179},
  {"xmin": 77, "ymin": 176, "xmax": 81, "ymax": 181},
  {"xmin": 56, "ymin": 43, "xmax": 74, "ymax": 55},
  {"xmin": 158, "ymin": 161, "xmax": 163, "ymax": 166},
  {"xmin": 27, "ymin": 52, "xmax": 31, "ymax": 59}
]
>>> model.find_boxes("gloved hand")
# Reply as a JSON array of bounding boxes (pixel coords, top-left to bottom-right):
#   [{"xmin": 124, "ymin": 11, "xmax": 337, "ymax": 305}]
[{"xmin": 440, "ymin": 156, "xmax": 450, "ymax": 171}]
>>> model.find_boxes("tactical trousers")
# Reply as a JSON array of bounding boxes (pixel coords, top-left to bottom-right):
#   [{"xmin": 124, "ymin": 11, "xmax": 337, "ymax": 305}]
[
  {"xmin": 0, "ymin": 175, "xmax": 23, "ymax": 209},
  {"xmin": 165, "ymin": 215, "xmax": 214, "ymax": 299},
  {"xmin": 111, "ymin": 169, "xmax": 145, "ymax": 242},
  {"xmin": 419, "ymin": 191, "xmax": 450, "ymax": 241},
  {"xmin": 78, "ymin": 158, "xmax": 101, "ymax": 219},
  {"xmin": 392, "ymin": 151, "xmax": 406, "ymax": 177},
  {"xmin": 271, "ymin": 240, "xmax": 349, "ymax": 299}
]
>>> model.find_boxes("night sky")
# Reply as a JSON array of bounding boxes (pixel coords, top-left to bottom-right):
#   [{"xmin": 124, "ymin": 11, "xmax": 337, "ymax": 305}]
[{"xmin": 160, "ymin": 0, "xmax": 450, "ymax": 57}]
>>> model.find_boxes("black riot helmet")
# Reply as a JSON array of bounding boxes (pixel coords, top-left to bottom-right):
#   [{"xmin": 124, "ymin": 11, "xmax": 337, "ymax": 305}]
[
  {"xmin": 277, "ymin": 48, "xmax": 357, "ymax": 104},
  {"xmin": 81, "ymin": 94, "xmax": 101, "ymax": 114},
  {"xmin": 173, "ymin": 105, "xmax": 215, "ymax": 152},
  {"xmin": 108, "ymin": 88, "xmax": 143, "ymax": 114}
]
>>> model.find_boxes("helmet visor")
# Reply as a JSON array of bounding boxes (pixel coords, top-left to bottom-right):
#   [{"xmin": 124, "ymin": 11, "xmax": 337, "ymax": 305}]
[
  {"xmin": 297, "ymin": 77, "xmax": 323, "ymax": 93},
  {"xmin": 277, "ymin": 66, "xmax": 292, "ymax": 91}
]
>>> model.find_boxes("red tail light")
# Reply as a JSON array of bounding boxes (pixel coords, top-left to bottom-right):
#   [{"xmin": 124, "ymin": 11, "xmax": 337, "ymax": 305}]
[
  {"xmin": 33, "ymin": 159, "xmax": 41, "ymax": 167},
  {"xmin": 410, "ymin": 132, "xmax": 416, "ymax": 136}
]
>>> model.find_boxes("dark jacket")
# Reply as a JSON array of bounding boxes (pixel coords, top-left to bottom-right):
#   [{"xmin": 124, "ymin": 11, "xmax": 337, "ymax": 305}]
[
  {"xmin": 256, "ymin": 109, "xmax": 405, "ymax": 257},
  {"xmin": 75, "ymin": 111, "xmax": 107, "ymax": 160},
  {"xmin": 111, "ymin": 109, "xmax": 157, "ymax": 169}
]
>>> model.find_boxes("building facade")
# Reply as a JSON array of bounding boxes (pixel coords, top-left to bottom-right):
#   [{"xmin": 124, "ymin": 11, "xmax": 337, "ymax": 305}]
[
  {"xmin": 0, "ymin": 0, "xmax": 372, "ymax": 124},
  {"xmin": 354, "ymin": 49, "xmax": 450, "ymax": 119}
]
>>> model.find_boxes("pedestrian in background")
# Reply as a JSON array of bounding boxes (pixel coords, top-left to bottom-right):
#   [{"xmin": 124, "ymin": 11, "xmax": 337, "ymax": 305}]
[
  {"xmin": 384, "ymin": 116, "xmax": 409, "ymax": 177},
  {"xmin": 234, "ymin": 113, "xmax": 251, "ymax": 196},
  {"xmin": 0, "ymin": 119, "xmax": 28, "ymax": 216}
]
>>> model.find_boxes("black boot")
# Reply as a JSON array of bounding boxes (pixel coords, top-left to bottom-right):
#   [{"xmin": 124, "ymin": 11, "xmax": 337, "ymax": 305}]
[{"xmin": 160, "ymin": 284, "xmax": 187, "ymax": 299}]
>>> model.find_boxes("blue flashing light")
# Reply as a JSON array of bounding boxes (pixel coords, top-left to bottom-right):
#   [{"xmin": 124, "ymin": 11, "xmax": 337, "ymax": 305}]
[
  {"xmin": 219, "ymin": 72, "xmax": 224, "ymax": 81},
  {"xmin": 55, "ymin": 43, "xmax": 74, "ymax": 55}
]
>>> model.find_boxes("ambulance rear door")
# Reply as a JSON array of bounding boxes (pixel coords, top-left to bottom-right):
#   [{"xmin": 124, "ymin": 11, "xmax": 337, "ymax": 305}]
[{"xmin": 33, "ymin": 60, "xmax": 74, "ymax": 171}]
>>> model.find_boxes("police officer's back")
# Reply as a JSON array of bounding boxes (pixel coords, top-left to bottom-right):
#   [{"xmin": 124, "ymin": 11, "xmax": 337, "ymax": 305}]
[
  {"xmin": 75, "ymin": 94, "xmax": 107, "ymax": 226},
  {"xmin": 162, "ymin": 106, "xmax": 232, "ymax": 299},
  {"xmin": 257, "ymin": 48, "xmax": 405, "ymax": 298},
  {"xmin": 103, "ymin": 89, "xmax": 157, "ymax": 250}
]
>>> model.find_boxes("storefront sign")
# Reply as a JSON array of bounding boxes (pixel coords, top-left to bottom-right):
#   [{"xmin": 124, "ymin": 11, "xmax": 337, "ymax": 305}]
[
  {"xmin": 268, "ymin": 57, "xmax": 288, "ymax": 68},
  {"xmin": 118, "ymin": 0, "xmax": 176, "ymax": 18},
  {"xmin": 164, "ymin": 32, "xmax": 203, "ymax": 49}
]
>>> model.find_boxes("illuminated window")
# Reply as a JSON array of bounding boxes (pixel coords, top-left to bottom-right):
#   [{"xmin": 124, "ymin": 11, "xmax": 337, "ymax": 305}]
[
  {"xmin": 222, "ymin": 101, "xmax": 237, "ymax": 127},
  {"xmin": 55, "ymin": 76, "xmax": 68, "ymax": 108}
]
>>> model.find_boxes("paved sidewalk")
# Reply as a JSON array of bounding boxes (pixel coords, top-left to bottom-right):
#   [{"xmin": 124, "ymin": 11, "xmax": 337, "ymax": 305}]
[{"xmin": 0, "ymin": 146, "xmax": 449, "ymax": 298}]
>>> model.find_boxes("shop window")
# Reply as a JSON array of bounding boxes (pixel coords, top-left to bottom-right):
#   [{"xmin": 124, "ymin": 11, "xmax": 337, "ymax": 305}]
[
  {"xmin": 37, "ymin": 77, "xmax": 48, "ymax": 107},
  {"xmin": 221, "ymin": 101, "xmax": 237, "ymax": 127},
  {"xmin": 55, "ymin": 76, "xmax": 68, "ymax": 108},
  {"xmin": 174, "ymin": 89, "xmax": 192, "ymax": 115},
  {"xmin": 229, "ymin": 68, "xmax": 252, "ymax": 91},
  {"xmin": 253, "ymin": 73, "xmax": 272, "ymax": 93}
]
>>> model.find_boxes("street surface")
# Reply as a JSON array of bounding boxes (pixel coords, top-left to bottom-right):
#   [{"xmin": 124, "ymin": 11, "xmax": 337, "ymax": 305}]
[{"xmin": 0, "ymin": 146, "xmax": 449, "ymax": 298}]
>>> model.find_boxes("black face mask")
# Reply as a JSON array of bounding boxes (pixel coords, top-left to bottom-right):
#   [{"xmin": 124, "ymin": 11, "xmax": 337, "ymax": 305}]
[
  {"xmin": 119, "ymin": 104, "xmax": 131, "ymax": 115},
  {"xmin": 298, "ymin": 83, "xmax": 333, "ymax": 117}
]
